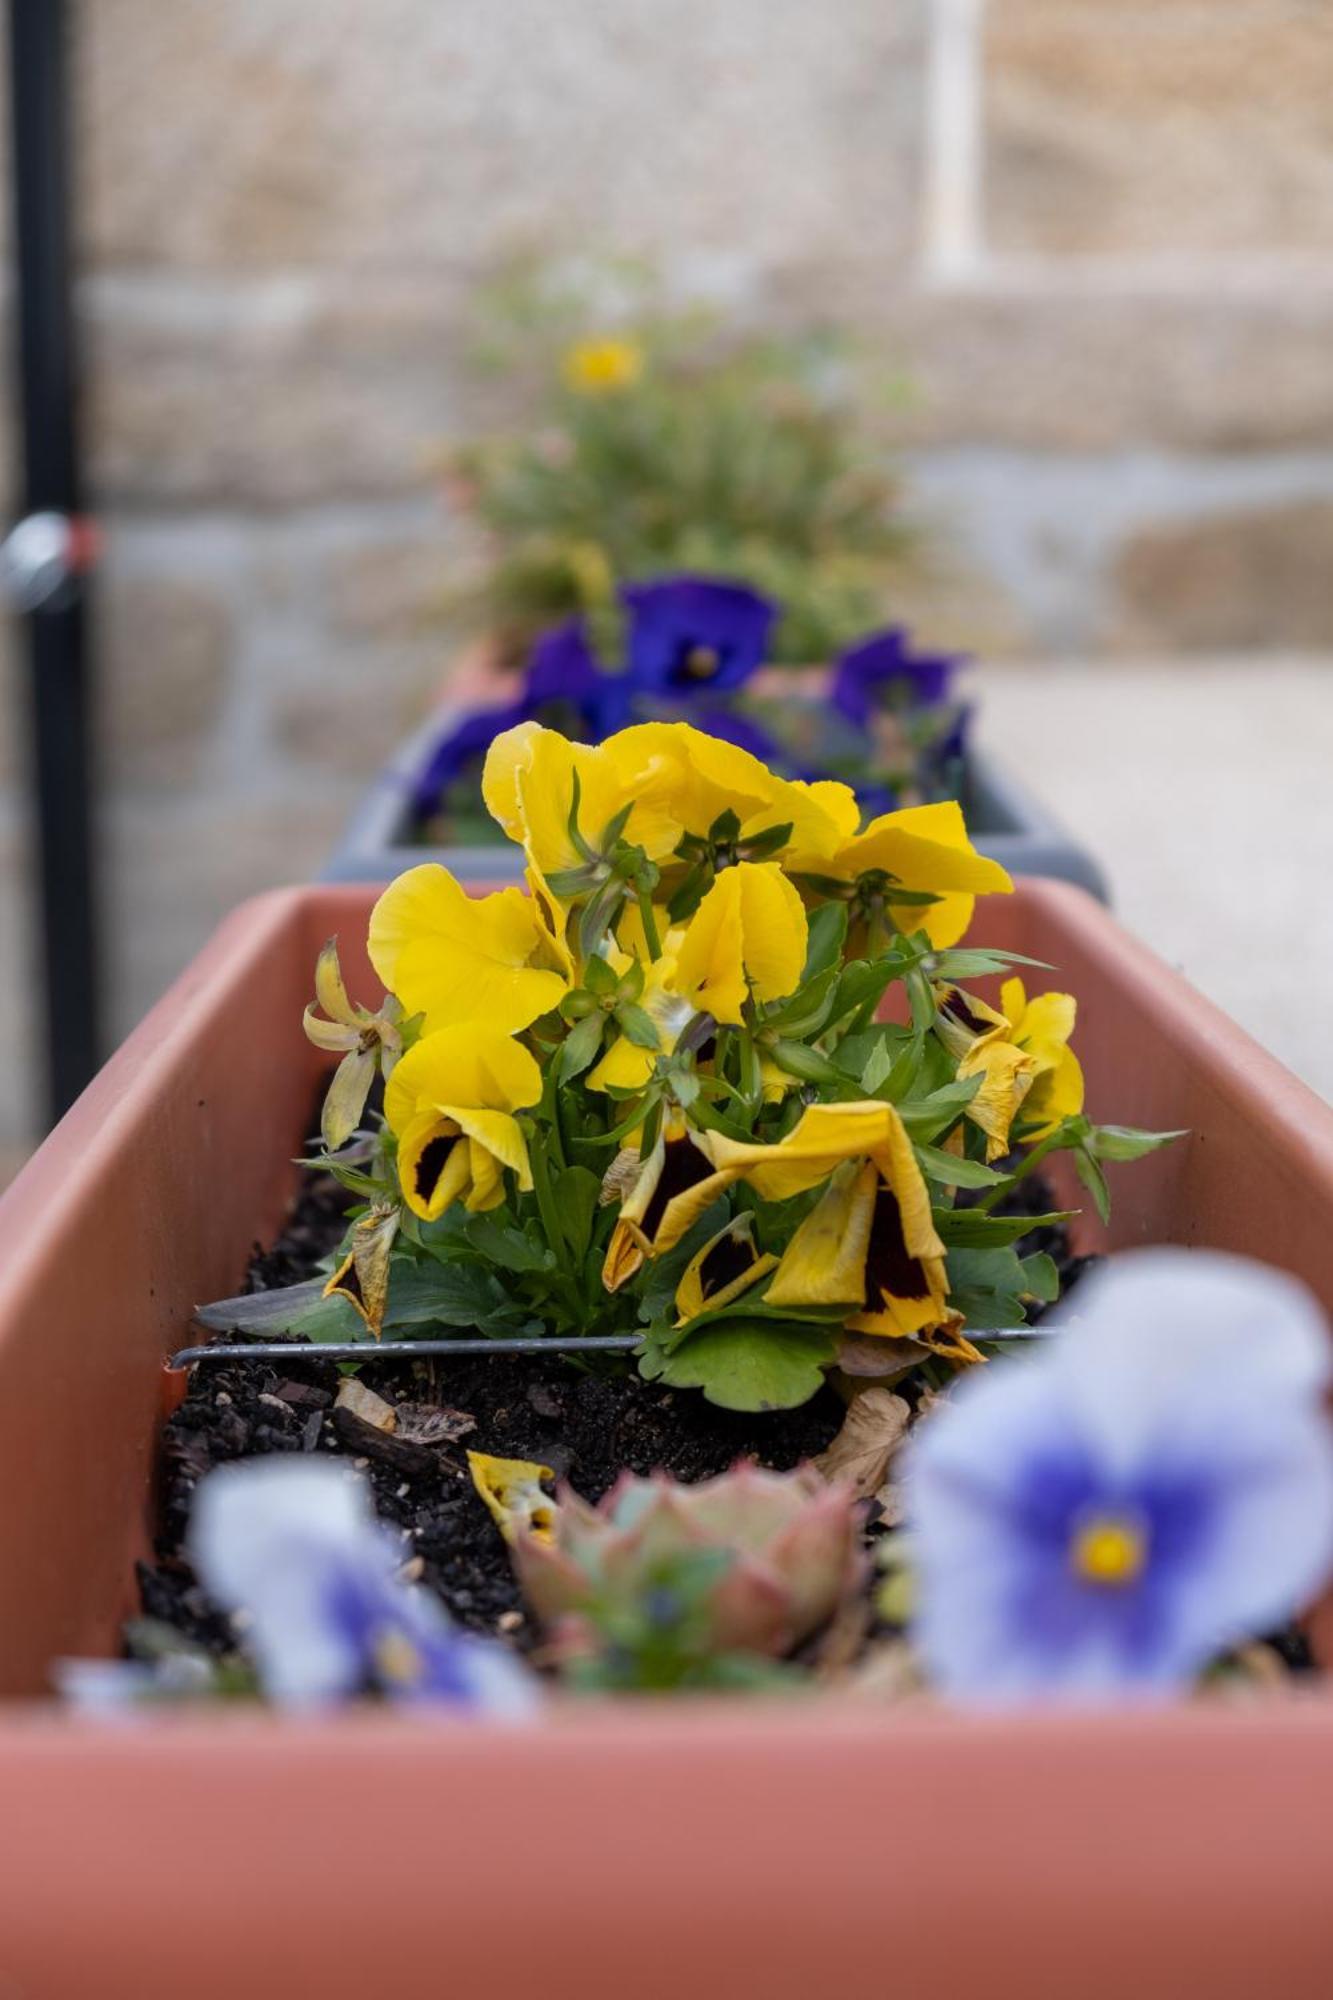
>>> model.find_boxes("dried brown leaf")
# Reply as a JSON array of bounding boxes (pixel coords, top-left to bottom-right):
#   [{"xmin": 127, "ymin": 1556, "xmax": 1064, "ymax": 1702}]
[
  {"xmin": 813, "ymin": 1389, "xmax": 912, "ymax": 1499},
  {"xmin": 396, "ymin": 1401, "xmax": 476, "ymax": 1447},
  {"xmin": 835, "ymin": 1333, "xmax": 930, "ymax": 1382}
]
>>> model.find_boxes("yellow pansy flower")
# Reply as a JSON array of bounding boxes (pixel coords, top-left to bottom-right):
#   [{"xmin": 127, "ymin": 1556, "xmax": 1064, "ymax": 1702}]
[
  {"xmin": 694, "ymin": 1100, "xmax": 969, "ymax": 1352},
  {"xmin": 1000, "ymin": 977, "xmax": 1085, "ymax": 1135},
  {"xmin": 482, "ymin": 721, "xmax": 683, "ymax": 883},
  {"xmin": 609, "ymin": 720, "xmax": 856, "ymax": 859},
  {"xmin": 786, "ymin": 799, "xmax": 1013, "ymax": 949},
  {"xmin": 673, "ymin": 1216, "xmax": 777, "ymax": 1324},
  {"xmin": 601, "ymin": 1116, "xmax": 724, "ymax": 1291},
  {"xmin": 562, "ymin": 335, "xmax": 644, "ymax": 396},
  {"xmin": 368, "ymin": 863, "xmax": 569, "ymax": 1035},
  {"xmin": 672, "ymin": 862, "xmax": 808, "ymax": 1025},
  {"xmin": 384, "ymin": 1024, "xmax": 542, "ymax": 1220},
  {"xmin": 935, "ymin": 978, "xmax": 1082, "ymax": 1159}
]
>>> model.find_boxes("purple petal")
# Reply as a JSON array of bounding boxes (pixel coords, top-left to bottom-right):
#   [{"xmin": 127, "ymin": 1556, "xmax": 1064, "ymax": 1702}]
[{"xmin": 622, "ymin": 574, "xmax": 777, "ymax": 696}]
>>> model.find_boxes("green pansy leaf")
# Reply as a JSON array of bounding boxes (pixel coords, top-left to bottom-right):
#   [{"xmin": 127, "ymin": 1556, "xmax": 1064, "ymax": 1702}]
[
  {"xmin": 559, "ymin": 1009, "xmax": 606, "ymax": 1083},
  {"xmin": 929, "ymin": 948, "xmax": 1053, "ymax": 981},
  {"xmin": 767, "ymin": 1039, "xmax": 858, "ymax": 1090},
  {"xmin": 552, "ymin": 1164, "xmax": 603, "ymax": 1266},
  {"xmin": 860, "ymin": 1034, "xmax": 895, "ymax": 1094},
  {"xmin": 936, "ymin": 1208, "xmax": 1074, "ymax": 1247},
  {"xmin": 463, "ymin": 1215, "xmax": 556, "ymax": 1274},
  {"xmin": 1086, "ymin": 1123, "xmax": 1188, "ymax": 1163},
  {"xmin": 1073, "ymin": 1146, "xmax": 1112, "ymax": 1225},
  {"xmin": 896, "ymin": 1074, "xmax": 981, "ymax": 1140},
  {"xmin": 651, "ymin": 1318, "xmax": 838, "ymax": 1413},
  {"xmin": 913, "ymin": 1141, "xmax": 1008, "ymax": 1189},
  {"xmin": 1020, "ymin": 1251, "xmax": 1061, "ymax": 1303},
  {"xmin": 615, "ymin": 1002, "xmax": 662, "ymax": 1051},
  {"xmin": 194, "ymin": 1278, "xmax": 367, "ymax": 1344},
  {"xmin": 801, "ymin": 901, "xmax": 848, "ymax": 983}
]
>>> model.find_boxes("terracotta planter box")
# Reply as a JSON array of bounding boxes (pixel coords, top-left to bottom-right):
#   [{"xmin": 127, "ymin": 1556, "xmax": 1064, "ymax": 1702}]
[
  {"xmin": 1, "ymin": 879, "xmax": 1331, "ymax": 1995},
  {"xmin": 321, "ymin": 658, "xmax": 1109, "ymax": 901}
]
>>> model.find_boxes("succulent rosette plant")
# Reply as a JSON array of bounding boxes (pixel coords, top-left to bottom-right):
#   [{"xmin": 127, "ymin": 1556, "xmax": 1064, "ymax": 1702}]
[
  {"xmin": 260, "ymin": 716, "xmax": 1177, "ymax": 1415},
  {"xmin": 511, "ymin": 1462, "xmax": 865, "ymax": 1689}
]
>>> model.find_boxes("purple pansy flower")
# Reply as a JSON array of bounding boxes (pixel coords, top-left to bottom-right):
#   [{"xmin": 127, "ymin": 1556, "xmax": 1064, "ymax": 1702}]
[
  {"xmin": 622, "ymin": 575, "xmax": 778, "ymax": 696},
  {"xmin": 831, "ymin": 627, "xmax": 963, "ymax": 727},
  {"xmin": 411, "ymin": 698, "xmax": 529, "ymax": 819},
  {"xmin": 187, "ymin": 1460, "xmax": 536, "ymax": 1713},
  {"xmin": 522, "ymin": 616, "xmax": 609, "ymax": 719},
  {"xmin": 907, "ymin": 1249, "xmax": 1333, "ymax": 1703}
]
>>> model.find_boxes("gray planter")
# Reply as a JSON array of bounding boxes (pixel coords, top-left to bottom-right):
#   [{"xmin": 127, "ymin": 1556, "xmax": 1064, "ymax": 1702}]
[{"xmin": 321, "ymin": 712, "xmax": 1110, "ymax": 902}]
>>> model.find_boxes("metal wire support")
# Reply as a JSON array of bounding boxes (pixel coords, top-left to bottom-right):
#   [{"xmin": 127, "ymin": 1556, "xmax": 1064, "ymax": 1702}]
[
  {"xmin": 165, "ymin": 1329, "xmax": 1042, "ymax": 1372},
  {"xmin": 167, "ymin": 1333, "xmax": 647, "ymax": 1371}
]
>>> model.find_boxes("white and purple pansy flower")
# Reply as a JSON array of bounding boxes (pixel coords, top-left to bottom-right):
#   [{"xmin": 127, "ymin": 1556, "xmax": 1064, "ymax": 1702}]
[
  {"xmin": 907, "ymin": 1249, "xmax": 1333, "ymax": 1702},
  {"xmin": 188, "ymin": 1458, "xmax": 537, "ymax": 1714}
]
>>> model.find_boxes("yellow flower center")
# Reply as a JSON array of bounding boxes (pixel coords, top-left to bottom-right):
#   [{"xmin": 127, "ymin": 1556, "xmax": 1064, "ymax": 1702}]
[{"xmin": 1070, "ymin": 1513, "xmax": 1148, "ymax": 1588}]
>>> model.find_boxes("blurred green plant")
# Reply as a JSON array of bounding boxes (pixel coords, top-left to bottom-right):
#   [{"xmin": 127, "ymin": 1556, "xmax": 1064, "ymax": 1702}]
[{"xmin": 441, "ymin": 257, "xmax": 917, "ymax": 666}]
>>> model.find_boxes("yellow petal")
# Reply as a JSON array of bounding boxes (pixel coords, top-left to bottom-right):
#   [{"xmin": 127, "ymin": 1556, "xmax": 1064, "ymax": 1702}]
[
  {"xmin": 313, "ymin": 937, "xmax": 360, "ymax": 1026},
  {"xmin": 384, "ymin": 1023, "xmax": 543, "ymax": 1131},
  {"xmin": 369, "ymin": 864, "xmax": 567, "ymax": 1035},
  {"xmin": 439, "ymin": 1105, "xmax": 533, "ymax": 1193},
  {"xmin": 467, "ymin": 1451, "xmax": 557, "ymax": 1544},
  {"xmin": 396, "ymin": 1111, "xmax": 471, "ymax": 1221},
  {"xmin": 704, "ymin": 1100, "xmax": 899, "ymax": 1201},
  {"xmin": 766, "ymin": 1162, "xmax": 878, "ymax": 1307},
  {"xmin": 320, "ymin": 1045, "xmax": 378, "ymax": 1152},
  {"xmin": 958, "ymin": 1041, "xmax": 1041, "ymax": 1162},
  {"xmin": 674, "ymin": 1218, "xmax": 776, "ymax": 1322},
  {"xmin": 587, "ymin": 1034, "xmax": 657, "ymax": 1095},
  {"xmin": 673, "ymin": 862, "xmax": 807, "ymax": 1025}
]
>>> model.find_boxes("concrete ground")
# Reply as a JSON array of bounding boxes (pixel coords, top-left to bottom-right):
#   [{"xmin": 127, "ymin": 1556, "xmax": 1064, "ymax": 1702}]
[{"xmin": 975, "ymin": 654, "xmax": 1333, "ymax": 1103}]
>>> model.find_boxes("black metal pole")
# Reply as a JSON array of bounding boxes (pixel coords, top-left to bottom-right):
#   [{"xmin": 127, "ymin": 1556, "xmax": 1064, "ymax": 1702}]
[{"xmin": 7, "ymin": 0, "xmax": 100, "ymax": 1126}]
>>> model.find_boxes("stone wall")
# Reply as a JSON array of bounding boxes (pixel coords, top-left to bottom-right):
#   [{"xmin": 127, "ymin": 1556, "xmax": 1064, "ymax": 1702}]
[{"xmin": 0, "ymin": 0, "xmax": 1330, "ymax": 1144}]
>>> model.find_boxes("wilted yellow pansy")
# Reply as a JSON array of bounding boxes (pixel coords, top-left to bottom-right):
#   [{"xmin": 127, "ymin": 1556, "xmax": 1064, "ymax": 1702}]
[
  {"xmin": 384, "ymin": 1024, "xmax": 542, "ymax": 1219},
  {"xmin": 368, "ymin": 864, "xmax": 569, "ymax": 1035}
]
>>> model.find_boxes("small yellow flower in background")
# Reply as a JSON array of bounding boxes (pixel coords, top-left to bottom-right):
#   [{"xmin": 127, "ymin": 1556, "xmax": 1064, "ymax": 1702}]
[
  {"xmin": 467, "ymin": 1451, "xmax": 557, "ymax": 1544},
  {"xmin": 368, "ymin": 863, "xmax": 570, "ymax": 1035},
  {"xmin": 384, "ymin": 1023, "xmax": 542, "ymax": 1220},
  {"xmin": 561, "ymin": 334, "xmax": 644, "ymax": 396},
  {"xmin": 672, "ymin": 861, "xmax": 808, "ymax": 1025},
  {"xmin": 786, "ymin": 798, "xmax": 1013, "ymax": 950}
]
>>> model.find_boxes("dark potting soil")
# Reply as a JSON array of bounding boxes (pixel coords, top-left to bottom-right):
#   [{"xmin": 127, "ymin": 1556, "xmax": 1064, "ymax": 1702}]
[{"xmin": 141, "ymin": 1168, "xmax": 1092, "ymax": 1664}]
